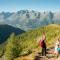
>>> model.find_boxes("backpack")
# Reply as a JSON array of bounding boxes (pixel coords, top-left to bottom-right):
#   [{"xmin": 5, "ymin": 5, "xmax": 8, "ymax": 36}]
[
  {"xmin": 57, "ymin": 48, "xmax": 60, "ymax": 52},
  {"xmin": 57, "ymin": 42, "xmax": 60, "ymax": 52},
  {"xmin": 40, "ymin": 40, "xmax": 44, "ymax": 48}
]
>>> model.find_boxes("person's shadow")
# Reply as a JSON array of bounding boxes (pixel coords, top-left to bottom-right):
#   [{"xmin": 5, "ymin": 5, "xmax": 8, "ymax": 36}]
[
  {"xmin": 34, "ymin": 48, "xmax": 55, "ymax": 60},
  {"xmin": 34, "ymin": 55, "xmax": 42, "ymax": 60},
  {"xmin": 34, "ymin": 53, "xmax": 42, "ymax": 60}
]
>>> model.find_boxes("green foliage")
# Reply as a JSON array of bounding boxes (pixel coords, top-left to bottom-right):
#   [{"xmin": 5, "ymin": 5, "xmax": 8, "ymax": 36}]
[
  {"xmin": 0, "ymin": 42, "xmax": 6, "ymax": 57},
  {"xmin": 5, "ymin": 24, "xmax": 60, "ymax": 60},
  {"xmin": 0, "ymin": 47, "xmax": 4, "ymax": 57},
  {"xmin": 17, "ymin": 24, "xmax": 60, "ymax": 54},
  {"xmin": 0, "ymin": 24, "xmax": 24, "ymax": 58},
  {"xmin": 5, "ymin": 33, "xmax": 20, "ymax": 60}
]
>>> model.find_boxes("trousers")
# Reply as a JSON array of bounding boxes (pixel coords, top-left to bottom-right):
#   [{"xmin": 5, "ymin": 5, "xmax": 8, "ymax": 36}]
[{"xmin": 42, "ymin": 47, "xmax": 46, "ymax": 56}]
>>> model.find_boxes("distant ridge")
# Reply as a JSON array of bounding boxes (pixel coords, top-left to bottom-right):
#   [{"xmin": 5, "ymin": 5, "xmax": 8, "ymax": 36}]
[
  {"xmin": 47, "ymin": 24, "xmax": 60, "ymax": 27},
  {"xmin": 0, "ymin": 24, "xmax": 25, "ymax": 44}
]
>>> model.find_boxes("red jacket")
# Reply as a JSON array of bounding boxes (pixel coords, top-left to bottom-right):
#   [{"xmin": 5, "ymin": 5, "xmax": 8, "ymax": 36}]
[{"xmin": 39, "ymin": 40, "xmax": 46, "ymax": 48}]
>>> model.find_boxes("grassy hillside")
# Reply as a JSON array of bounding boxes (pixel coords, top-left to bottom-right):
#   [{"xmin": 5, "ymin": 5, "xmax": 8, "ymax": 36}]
[
  {"xmin": 0, "ymin": 24, "xmax": 25, "ymax": 57},
  {"xmin": 17, "ymin": 24, "xmax": 60, "ymax": 53},
  {"xmin": 5, "ymin": 24, "xmax": 60, "ymax": 60}
]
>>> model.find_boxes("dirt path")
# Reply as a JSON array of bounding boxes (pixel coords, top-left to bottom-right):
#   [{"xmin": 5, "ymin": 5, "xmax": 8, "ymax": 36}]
[
  {"xmin": 0, "ymin": 55, "xmax": 6, "ymax": 60},
  {"xmin": 11, "ymin": 48, "xmax": 60, "ymax": 60},
  {"xmin": 34, "ymin": 48, "xmax": 60, "ymax": 60}
]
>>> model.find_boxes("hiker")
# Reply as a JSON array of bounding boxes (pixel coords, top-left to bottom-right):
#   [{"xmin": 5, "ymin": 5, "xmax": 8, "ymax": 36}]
[
  {"xmin": 55, "ymin": 37, "xmax": 60, "ymax": 57},
  {"xmin": 39, "ymin": 32, "xmax": 46, "ymax": 56}
]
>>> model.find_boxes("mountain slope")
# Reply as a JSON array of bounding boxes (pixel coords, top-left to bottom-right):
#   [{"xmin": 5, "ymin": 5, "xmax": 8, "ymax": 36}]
[
  {"xmin": 0, "ymin": 24, "xmax": 25, "ymax": 44},
  {"xmin": 18, "ymin": 24, "xmax": 60, "ymax": 49},
  {"xmin": 0, "ymin": 24, "xmax": 25, "ymax": 57},
  {"xmin": 4, "ymin": 24, "xmax": 60, "ymax": 60}
]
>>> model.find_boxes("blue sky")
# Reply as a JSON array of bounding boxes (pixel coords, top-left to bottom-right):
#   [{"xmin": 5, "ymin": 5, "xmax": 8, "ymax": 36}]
[{"xmin": 0, "ymin": 0, "xmax": 60, "ymax": 12}]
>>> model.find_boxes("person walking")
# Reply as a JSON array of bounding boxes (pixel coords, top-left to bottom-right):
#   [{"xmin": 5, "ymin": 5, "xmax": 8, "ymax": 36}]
[
  {"xmin": 39, "ymin": 32, "xmax": 46, "ymax": 56},
  {"xmin": 55, "ymin": 37, "xmax": 60, "ymax": 57}
]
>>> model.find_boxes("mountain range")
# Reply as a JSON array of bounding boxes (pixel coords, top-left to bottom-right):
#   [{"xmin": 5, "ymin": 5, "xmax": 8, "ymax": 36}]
[{"xmin": 0, "ymin": 10, "xmax": 60, "ymax": 31}]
